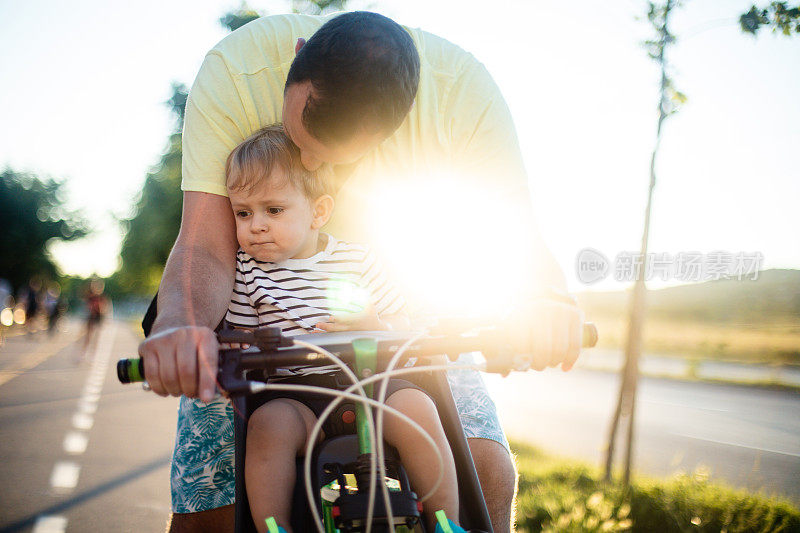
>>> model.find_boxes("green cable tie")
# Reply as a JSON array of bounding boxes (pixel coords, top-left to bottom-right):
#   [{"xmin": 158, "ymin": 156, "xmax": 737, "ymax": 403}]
[
  {"xmin": 265, "ymin": 516, "xmax": 280, "ymax": 533},
  {"xmin": 435, "ymin": 510, "xmax": 453, "ymax": 533}
]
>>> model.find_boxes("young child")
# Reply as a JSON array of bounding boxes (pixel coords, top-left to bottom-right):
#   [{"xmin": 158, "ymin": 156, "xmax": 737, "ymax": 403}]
[{"xmin": 225, "ymin": 125, "xmax": 465, "ymax": 533}]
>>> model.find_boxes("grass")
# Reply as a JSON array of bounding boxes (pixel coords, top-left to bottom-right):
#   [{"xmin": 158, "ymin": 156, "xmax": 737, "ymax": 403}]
[
  {"xmin": 587, "ymin": 314, "xmax": 800, "ymax": 366},
  {"xmin": 511, "ymin": 442, "xmax": 800, "ymax": 532}
]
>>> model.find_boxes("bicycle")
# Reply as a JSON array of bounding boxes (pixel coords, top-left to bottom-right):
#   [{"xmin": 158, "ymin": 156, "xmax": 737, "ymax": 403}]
[{"xmin": 118, "ymin": 320, "xmax": 598, "ymax": 532}]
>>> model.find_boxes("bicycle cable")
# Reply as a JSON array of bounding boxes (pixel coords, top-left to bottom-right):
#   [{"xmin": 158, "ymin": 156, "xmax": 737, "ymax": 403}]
[
  {"xmin": 301, "ymin": 363, "xmax": 477, "ymax": 530},
  {"xmin": 291, "ymin": 339, "xmax": 381, "ymax": 533},
  {"xmin": 247, "ymin": 357, "xmax": 479, "ymax": 533},
  {"xmin": 372, "ymin": 332, "xmax": 426, "ymax": 531}
]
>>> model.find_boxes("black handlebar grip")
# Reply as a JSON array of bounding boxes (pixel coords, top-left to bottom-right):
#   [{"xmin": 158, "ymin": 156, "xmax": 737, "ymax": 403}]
[
  {"xmin": 582, "ymin": 322, "xmax": 598, "ymax": 348},
  {"xmin": 117, "ymin": 358, "xmax": 145, "ymax": 383}
]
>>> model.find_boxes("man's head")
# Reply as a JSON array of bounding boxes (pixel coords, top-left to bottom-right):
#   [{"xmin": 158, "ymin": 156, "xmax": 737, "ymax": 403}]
[
  {"xmin": 226, "ymin": 125, "xmax": 334, "ymax": 261},
  {"xmin": 283, "ymin": 11, "xmax": 420, "ymax": 170}
]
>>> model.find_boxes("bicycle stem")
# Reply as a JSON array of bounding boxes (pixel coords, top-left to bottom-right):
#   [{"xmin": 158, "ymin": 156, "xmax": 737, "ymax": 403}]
[{"xmin": 353, "ymin": 337, "xmax": 378, "ymax": 455}]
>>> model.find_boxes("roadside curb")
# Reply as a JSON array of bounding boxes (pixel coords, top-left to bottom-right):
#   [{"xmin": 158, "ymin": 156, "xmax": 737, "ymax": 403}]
[{"xmin": 577, "ymin": 349, "xmax": 800, "ymax": 391}]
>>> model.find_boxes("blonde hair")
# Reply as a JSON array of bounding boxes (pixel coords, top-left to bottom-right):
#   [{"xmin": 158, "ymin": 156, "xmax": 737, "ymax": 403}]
[{"xmin": 225, "ymin": 124, "xmax": 332, "ymax": 199}]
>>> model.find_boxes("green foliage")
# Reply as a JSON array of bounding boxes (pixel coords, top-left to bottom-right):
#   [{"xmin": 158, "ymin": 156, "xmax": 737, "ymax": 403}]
[
  {"xmin": 0, "ymin": 169, "xmax": 87, "ymax": 291},
  {"xmin": 218, "ymin": 0, "xmax": 347, "ymax": 32},
  {"xmin": 167, "ymin": 81, "xmax": 188, "ymax": 123},
  {"xmin": 740, "ymin": 2, "xmax": 800, "ymax": 36},
  {"xmin": 642, "ymin": 1, "xmax": 687, "ymax": 118},
  {"xmin": 116, "ymin": 2, "xmax": 352, "ymax": 296},
  {"xmin": 512, "ymin": 442, "xmax": 800, "ymax": 532},
  {"xmin": 114, "ymin": 84, "xmax": 187, "ymax": 295},
  {"xmin": 643, "ymin": 1, "xmax": 679, "ymax": 60},
  {"xmin": 291, "ymin": 0, "xmax": 348, "ymax": 15},
  {"xmin": 219, "ymin": 3, "xmax": 262, "ymax": 32}
]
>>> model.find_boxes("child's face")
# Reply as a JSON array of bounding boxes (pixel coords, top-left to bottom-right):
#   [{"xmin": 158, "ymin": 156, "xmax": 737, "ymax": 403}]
[{"xmin": 228, "ymin": 167, "xmax": 319, "ymax": 262}]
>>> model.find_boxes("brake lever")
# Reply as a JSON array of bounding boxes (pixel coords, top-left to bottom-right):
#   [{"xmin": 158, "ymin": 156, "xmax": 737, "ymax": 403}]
[{"xmin": 217, "ymin": 327, "xmax": 293, "ymax": 351}]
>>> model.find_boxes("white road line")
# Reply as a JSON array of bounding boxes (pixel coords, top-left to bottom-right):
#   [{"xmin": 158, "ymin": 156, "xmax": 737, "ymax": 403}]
[
  {"xmin": 674, "ymin": 433, "xmax": 800, "ymax": 458},
  {"xmin": 78, "ymin": 399, "xmax": 98, "ymax": 414},
  {"xmin": 63, "ymin": 431, "xmax": 88, "ymax": 455},
  {"xmin": 72, "ymin": 413, "xmax": 93, "ymax": 430},
  {"xmin": 32, "ymin": 515, "xmax": 67, "ymax": 533},
  {"xmin": 50, "ymin": 461, "xmax": 80, "ymax": 489},
  {"xmin": 81, "ymin": 392, "xmax": 101, "ymax": 403},
  {"xmin": 34, "ymin": 323, "xmax": 118, "ymax": 532}
]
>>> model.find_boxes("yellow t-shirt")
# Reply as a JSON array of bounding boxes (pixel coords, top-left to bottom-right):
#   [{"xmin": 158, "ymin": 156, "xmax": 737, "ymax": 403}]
[
  {"xmin": 182, "ymin": 13, "xmax": 541, "ymax": 311},
  {"xmin": 182, "ymin": 14, "xmax": 530, "ymax": 231}
]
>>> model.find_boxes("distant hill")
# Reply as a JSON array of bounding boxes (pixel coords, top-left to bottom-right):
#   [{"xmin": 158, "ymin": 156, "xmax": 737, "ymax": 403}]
[{"xmin": 577, "ymin": 269, "xmax": 800, "ymax": 324}]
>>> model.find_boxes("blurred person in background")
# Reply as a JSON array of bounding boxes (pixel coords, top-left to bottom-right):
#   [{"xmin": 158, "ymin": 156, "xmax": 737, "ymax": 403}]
[
  {"xmin": 81, "ymin": 278, "xmax": 108, "ymax": 357},
  {"xmin": 0, "ymin": 278, "xmax": 13, "ymax": 345},
  {"xmin": 44, "ymin": 282, "xmax": 65, "ymax": 336},
  {"xmin": 0, "ymin": 278, "xmax": 11, "ymax": 308},
  {"xmin": 20, "ymin": 278, "xmax": 43, "ymax": 333}
]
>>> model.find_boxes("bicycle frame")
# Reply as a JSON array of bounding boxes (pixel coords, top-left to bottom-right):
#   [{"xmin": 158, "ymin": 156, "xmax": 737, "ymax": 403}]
[{"xmin": 227, "ymin": 332, "xmax": 493, "ymax": 532}]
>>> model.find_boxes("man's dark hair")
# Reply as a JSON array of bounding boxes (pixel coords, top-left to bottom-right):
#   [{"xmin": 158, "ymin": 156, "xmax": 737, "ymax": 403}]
[{"xmin": 286, "ymin": 11, "xmax": 420, "ymax": 145}]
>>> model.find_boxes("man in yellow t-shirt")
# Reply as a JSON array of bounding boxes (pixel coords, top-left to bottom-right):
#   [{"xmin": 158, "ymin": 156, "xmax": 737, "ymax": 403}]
[{"xmin": 140, "ymin": 11, "xmax": 584, "ymax": 533}]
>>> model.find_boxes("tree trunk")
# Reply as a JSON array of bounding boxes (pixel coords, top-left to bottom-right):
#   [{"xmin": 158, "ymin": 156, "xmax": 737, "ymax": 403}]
[{"xmin": 603, "ymin": 0, "xmax": 675, "ymax": 485}]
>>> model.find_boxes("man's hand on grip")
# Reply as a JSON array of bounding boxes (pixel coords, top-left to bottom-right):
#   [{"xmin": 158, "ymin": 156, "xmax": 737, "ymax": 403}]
[
  {"xmin": 514, "ymin": 300, "xmax": 584, "ymax": 372},
  {"xmin": 138, "ymin": 326, "xmax": 220, "ymax": 402}
]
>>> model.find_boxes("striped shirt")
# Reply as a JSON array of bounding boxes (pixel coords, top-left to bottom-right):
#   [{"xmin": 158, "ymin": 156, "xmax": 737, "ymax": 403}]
[{"xmin": 226, "ymin": 234, "xmax": 406, "ymax": 334}]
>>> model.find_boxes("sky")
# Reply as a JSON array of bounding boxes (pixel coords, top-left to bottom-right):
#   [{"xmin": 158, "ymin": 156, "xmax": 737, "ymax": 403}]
[{"xmin": 1, "ymin": 0, "xmax": 798, "ymax": 292}]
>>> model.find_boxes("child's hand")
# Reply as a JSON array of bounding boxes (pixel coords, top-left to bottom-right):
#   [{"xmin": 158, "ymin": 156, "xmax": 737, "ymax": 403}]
[
  {"xmin": 316, "ymin": 304, "xmax": 389, "ymax": 332},
  {"xmin": 219, "ymin": 328, "xmax": 251, "ymax": 350}
]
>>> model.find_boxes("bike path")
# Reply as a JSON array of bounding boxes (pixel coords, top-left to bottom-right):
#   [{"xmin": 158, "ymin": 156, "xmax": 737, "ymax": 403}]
[{"xmin": 0, "ymin": 320, "xmax": 178, "ymax": 533}]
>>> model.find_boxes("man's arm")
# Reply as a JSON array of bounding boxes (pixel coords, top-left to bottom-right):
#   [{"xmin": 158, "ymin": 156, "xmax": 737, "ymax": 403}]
[
  {"xmin": 139, "ymin": 42, "xmax": 256, "ymax": 402},
  {"xmin": 138, "ymin": 191, "xmax": 238, "ymax": 402}
]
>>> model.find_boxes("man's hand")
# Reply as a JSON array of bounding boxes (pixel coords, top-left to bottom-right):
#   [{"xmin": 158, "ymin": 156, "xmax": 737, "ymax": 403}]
[
  {"xmin": 514, "ymin": 300, "xmax": 585, "ymax": 372},
  {"xmin": 137, "ymin": 191, "xmax": 237, "ymax": 403},
  {"xmin": 138, "ymin": 326, "xmax": 220, "ymax": 402}
]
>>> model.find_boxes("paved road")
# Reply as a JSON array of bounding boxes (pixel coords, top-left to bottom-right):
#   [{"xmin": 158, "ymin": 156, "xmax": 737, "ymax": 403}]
[
  {"xmin": 1, "ymin": 321, "xmax": 797, "ymax": 533},
  {"xmin": 485, "ymin": 366, "xmax": 800, "ymax": 502},
  {"xmin": 0, "ymin": 320, "xmax": 178, "ymax": 533}
]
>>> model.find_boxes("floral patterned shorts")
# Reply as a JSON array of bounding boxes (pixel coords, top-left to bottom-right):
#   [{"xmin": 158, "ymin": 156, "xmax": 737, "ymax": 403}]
[{"xmin": 170, "ymin": 353, "xmax": 508, "ymax": 513}]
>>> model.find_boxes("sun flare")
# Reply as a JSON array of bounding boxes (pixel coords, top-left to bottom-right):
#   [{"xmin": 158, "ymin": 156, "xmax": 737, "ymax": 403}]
[{"xmin": 352, "ymin": 172, "xmax": 536, "ymax": 319}]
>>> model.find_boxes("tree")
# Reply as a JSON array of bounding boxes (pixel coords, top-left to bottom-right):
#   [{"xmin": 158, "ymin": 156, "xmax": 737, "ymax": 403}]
[
  {"xmin": 603, "ymin": 0, "xmax": 686, "ymax": 486},
  {"xmin": 114, "ymin": 83, "xmax": 187, "ymax": 295},
  {"xmin": 115, "ymin": 2, "xmax": 350, "ymax": 295},
  {"xmin": 0, "ymin": 169, "xmax": 87, "ymax": 291},
  {"xmin": 291, "ymin": 0, "xmax": 347, "ymax": 15},
  {"xmin": 219, "ymin": 4, "xmax": 262, "ymax": 32},
  {"xmin": 219, "ymin": 0, "xmax": 346, "ymax": 32},
  {"xmin": 740, "ymin": 2, "xmax": 800, "ymax": 35}
]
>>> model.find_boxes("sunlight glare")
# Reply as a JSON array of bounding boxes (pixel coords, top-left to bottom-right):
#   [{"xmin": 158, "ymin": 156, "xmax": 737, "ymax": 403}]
[
  {"xmin": 361, "ymin": 172, "xmax": 532, "ymax": 318},
  {"xmin": 326, "ymin": 279, "xmax": 370, "ymax": 315}
]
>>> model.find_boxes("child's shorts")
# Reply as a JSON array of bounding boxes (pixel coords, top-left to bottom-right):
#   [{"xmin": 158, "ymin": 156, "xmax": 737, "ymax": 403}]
[{"xmin": 170, "ymin": 357, "xmax": 508, "ymax": 514}]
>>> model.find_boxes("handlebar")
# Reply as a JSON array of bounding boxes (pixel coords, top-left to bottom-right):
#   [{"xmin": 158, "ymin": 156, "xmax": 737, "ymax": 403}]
[{"xmin": 118, "ymin": 323, "xmax": 598, "ymax": 389}]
